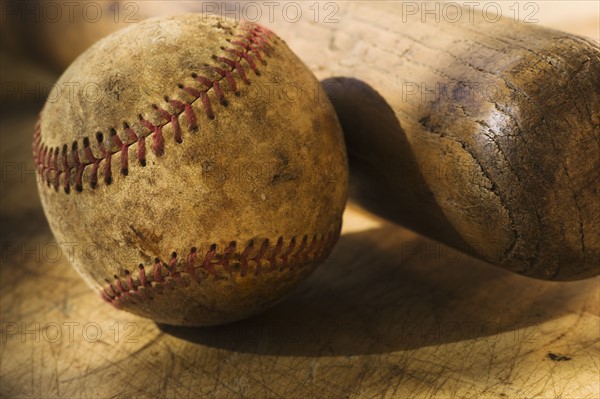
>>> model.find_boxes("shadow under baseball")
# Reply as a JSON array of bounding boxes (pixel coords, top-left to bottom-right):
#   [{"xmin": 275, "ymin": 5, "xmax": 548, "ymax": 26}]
[{"xmin": 159, "ymin": 222, "xmax": 596, "ymax": 356}]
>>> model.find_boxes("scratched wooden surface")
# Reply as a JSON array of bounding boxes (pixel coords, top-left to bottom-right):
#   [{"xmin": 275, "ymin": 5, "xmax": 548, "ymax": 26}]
[{"xmin": 1, "ymin": 2, "xmax": 599, "ymax": 398}]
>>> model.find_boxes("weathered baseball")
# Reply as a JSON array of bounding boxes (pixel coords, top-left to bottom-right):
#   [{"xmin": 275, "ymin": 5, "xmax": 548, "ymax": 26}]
[{"xmin": 33, "ymin": 14, "xmax": 348, "ymax": 326}]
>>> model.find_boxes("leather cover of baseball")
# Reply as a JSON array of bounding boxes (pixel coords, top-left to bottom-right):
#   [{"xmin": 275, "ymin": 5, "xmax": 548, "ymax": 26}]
[{"xmin": 33, "ymin": 14, "xmax": 348, "ymax": 326}]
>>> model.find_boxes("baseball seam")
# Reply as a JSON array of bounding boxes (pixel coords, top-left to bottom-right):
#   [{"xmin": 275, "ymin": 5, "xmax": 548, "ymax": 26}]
[
  {"xmin": 32, "ymin": 22, "xmax": 274, "ymax": 194},
  {"xmin": 102, "ymin": 228, "xmax": 340, "ymax": 308}
]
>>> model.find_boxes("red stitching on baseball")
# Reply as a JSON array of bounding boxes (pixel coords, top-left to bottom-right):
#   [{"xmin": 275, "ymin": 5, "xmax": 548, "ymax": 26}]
[
  {"xmin": 96, "ymin": 132, "xmax": 113, "ymax": 185},
  {"xmin": 101, "ymin": 226, "xmax": 340, "ymax": 308},
  {"xmin": 72, "ymin": 142, "xmax": 84, "ymax": 192},
  {"xmin": 60, "ymin": 145, "xmax": 70, "ymax": 193},
  {"xmin": 32, "ymin": 23, "xmax": 274, "ymax": 193}
]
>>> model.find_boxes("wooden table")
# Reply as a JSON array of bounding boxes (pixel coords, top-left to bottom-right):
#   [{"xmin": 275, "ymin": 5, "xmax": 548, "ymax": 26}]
[{"xmin": 1, "ymin": 2, "xmax": 598, "ymax": 398}]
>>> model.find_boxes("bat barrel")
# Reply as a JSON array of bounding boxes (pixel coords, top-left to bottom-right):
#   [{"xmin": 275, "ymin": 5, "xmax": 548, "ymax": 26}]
[{"xmin": 322, "ymin": 11, "xmax": 600, "ymax": 280}]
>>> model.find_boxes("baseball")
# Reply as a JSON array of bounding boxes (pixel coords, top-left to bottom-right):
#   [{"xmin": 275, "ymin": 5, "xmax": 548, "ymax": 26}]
[{"xmin": 33, "ymin": 14, "xmax": 348, "ymax": 326}]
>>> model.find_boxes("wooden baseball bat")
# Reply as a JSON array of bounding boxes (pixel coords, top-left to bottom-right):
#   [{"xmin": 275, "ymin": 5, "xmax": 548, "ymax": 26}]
[{"xmin": 269, "ymin": 2, "xmax": 599, "ymax": 280}]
